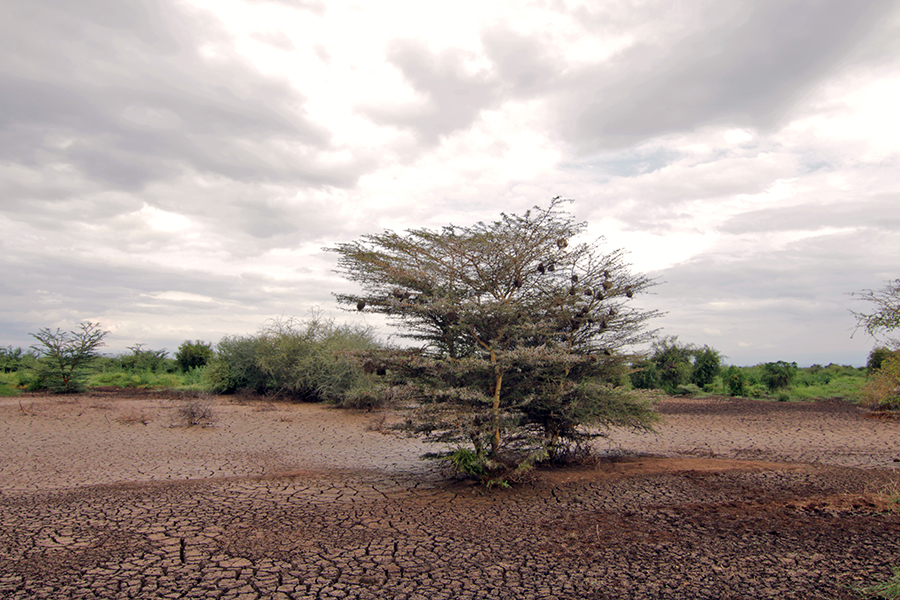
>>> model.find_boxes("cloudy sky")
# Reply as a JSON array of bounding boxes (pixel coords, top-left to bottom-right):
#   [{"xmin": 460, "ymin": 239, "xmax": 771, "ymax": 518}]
[{"xmin": 2, "ymin": 0, "xmax": 898, "ymax": 366}]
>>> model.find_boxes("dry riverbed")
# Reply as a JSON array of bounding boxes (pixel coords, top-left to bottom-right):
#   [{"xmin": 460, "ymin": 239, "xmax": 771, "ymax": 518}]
[{"xmin": 1, "ymin": 390, "xmax": 898, "ymax": 599}]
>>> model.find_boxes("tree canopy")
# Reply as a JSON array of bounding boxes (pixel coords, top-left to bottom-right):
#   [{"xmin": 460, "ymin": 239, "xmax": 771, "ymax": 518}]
[
  {"xmin": 330, "ymin": 199, "xmax": 660, "ymax": 482},
  {"xmin": 852, "ymin": 279, "xmax": 900, "ymax": 348}
]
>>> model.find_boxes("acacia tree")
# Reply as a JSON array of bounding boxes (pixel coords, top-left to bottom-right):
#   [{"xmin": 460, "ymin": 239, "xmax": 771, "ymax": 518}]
[
  {"xmin": 852, "ymin": 279, "xmax": 900, "ymax": 348},
  {"xmin": 330, "ymin": 199, "xmax": 660, "ymax": 480},
  {"xmin": 30, "ymin": 322, "xmax": 108, "ymax": 393}
]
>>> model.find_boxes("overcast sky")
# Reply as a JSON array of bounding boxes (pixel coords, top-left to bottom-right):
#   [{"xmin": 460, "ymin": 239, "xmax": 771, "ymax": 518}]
[{"xmin": 2, "ymin": 0, "xmax": 899, "ymax": 366}]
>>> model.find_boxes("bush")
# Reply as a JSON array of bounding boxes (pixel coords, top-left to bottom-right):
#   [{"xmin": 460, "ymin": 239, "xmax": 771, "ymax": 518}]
[
  {"xmin": 174, "ymin": 398, "xmax": 216, "ymax": 427},
  {"xmin": 863, "ymin": 354, "xmax": 900, "ymax": 410},
  {"xmin": 203, "ymin": 314, "xmax": 380, "ymax": 402},
  {"xmin": 691, "ymin": 346, "xmax": 721, "ymax": 388},
  {"xmin": 118, "ymin": 344, "xmax": 175, "ymax": 373},
  {"xmin": 204, "ymin": 336, "xmax": 270, "ymax": 394},
  {"xmin": 760, "ymin": 361, "xmax": 798, "ymax": 392},
  {"xmin": 868, "ymin": 347, "xmax": 898, "ymax": 374},
  {"xmin": 0, "ymin": 346, "xmax": 35, "ymax": 373},
  {"xmin": 651, "ymin": 337, "xmax": 695, "ymax": 394},
  {"xmin": 175, "ymin": 340, "xmax": 214, "ymax": 373},
  {"xmin": 629, "ymin": 359, "xmax": 658, "ymax": 390}
]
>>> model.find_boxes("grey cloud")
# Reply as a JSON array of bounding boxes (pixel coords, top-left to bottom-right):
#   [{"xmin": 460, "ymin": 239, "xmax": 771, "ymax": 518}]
[
  {"xmin": 720, "ymin": 197, "xmax": 900, "ymax": 234},
  {"xmin": 642, "ymin": 226, "xmax": 895, "ymax": 365},
  {"xmin": 0, "ymin": 0, "xmax": 358, "ymax": 191},
  {"xmin": 480, "ymin": 26, "xmax": 560, "ymax": 96},
  {"xmin": 559, "ymin": 1, "xmax": 893, "ymax": 149},
  {"xmin": 364, "ymin": 2, "xmax": 894, "ymax": 152},
  {"xmin": 363, "ymin": 40, "xmax": 498, "ymax": 144},
  {"xmin": 242, "ymin": 0, "xmax": 326, "ymax": 17},
  {"xmin": 0, "ymin": 247, "xmax": 340, "ymax": 351}
]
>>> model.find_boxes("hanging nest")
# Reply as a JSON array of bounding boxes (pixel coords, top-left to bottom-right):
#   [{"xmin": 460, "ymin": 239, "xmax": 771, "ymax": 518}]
[
  {"xmin": 595, "ymin": 291, "xmax": 604, "ymax": 300},
  {"xmin": 356, "ymin": 300, "xmax": 366, "ymax": 311},
  {"xmin": 547, "ymin": 263, "xmax": 555, "ymax": 272},
  {"xmin": 583, "ymin": 288, "xmax": 593, "ymax": 296},
  {"xmin": 609, "ymin": 307, "xmax": 617, "ymax": 316},
  {"xmin": 571, "ymin": 274, "xmax": 579, "ymax": 283},
  {"xmin": 537, "ymin": 263, "xmax": 546, "ymax": 274},
  {"xmin": 446, "ymin": 311, "xmax": 459, "ymax": 323},
  {"xmin": 557, "ymin": 238, "xmax": 568, "ymax": 249},
  {"xmin": 514, "ymin": 277, "xmax": 523, "ymax": 288},
  {"xmin": 569, "ymin": 286, "xmax": 577, "ymax": 296},
  {"xmin": 602, "ymin": 280, "xmax": 613, "ymax": 291},
  {"xmin": 625, "ymin": 288, "xmax": 634, "ymax": 298}
]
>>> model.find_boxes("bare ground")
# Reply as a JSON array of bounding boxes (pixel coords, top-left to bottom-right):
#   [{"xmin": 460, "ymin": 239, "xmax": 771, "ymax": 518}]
[{"xmin": 0, "ymin": 390, "xmax": 898, "ymax": 599}]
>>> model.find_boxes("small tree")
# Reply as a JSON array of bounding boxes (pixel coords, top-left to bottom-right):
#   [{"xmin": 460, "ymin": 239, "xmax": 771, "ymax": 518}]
[
  {"xmin": 852, "ymin": 279, "xmax": 900, "ymax": 348},
  {"xmin": 648, "ymin": 337, "xmax": 695, "ymax": 393},
  {"xmin": 760, "ymin": 360, "xmax": 798, "ymax": 392},
  {"xmin": 691, "ymin": 345, "xmax": 722, "ymax": 388},
  {"xmin": 175, "ymin": 340, "xmax": 214, "ymax": 372},
  {"xmin": 30, "ymin": 322, "xmax": 109, "ymax": 393},
  {"xmin": 867, "ymin": 346, "xmax": 898, "ymax": 374},
  {"xmin": 722, "ymin": 366, "xmax": 745, "ymax": 396},
  {"xmin": 330, "ymin": 198, "xmax": 660, "ymax": 481}
]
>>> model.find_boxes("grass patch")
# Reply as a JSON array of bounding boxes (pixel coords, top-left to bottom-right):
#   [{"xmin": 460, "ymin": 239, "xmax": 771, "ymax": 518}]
[
  {"xmin": 855, "ymin": 567, "xmax": 900, "ymax": 599},
  {"xmin": 0, "ymin": 382, "xmax": 22, "ymax": 397}
]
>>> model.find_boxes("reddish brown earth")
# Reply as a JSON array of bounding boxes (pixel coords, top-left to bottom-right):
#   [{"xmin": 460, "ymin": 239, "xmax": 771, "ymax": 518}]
[{"xmin": 0, "ymin": 391, "xmax": 898, "ymax": 599}]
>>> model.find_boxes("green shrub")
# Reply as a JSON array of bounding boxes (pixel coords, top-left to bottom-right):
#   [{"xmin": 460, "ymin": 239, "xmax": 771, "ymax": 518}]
[
  {"xmin": 203, "ymin": 335, "xmax": 270, "ymax": 394},
  {"xmin": 868, "ymin": 347, "xmax": 899, "ymax": 374},
  {"xmin": 760, "ymin": 361, "xmax": 798, "ymax": 392},
  {"xmin": 863, "ymin": 354, "xmax": 900, "ymax": 410},
  {"xmin": 629, "ymin": 360, "xmax": 658, "ymax": 390},
  {"xmin": 630, "ymin": 339, "xmax": 722, "ymax": 394},
  {"xmin": 254, "ymin": 315, "xmax": 379, "ymax": 402},
  {"xmin": 652, "ymin": 337, "xmax": 694, "ymax": 394},
  {"xmin": 722, "ymin": 366, "xmax": 745, "ymax": 396},
  {"xmin": 175, "ymin": 340, "xmax": 214, "ymax": 373},
  {"xmin": 203, "ymin": 314, "xmax": 381, "ymax": 402},
  {"xmin": 118, "ymin": 345, "xmax": 175, "ymax": 373},
  {"xmin": 0, "ymin": 346, "xmax": 35, "ymax": 373},
  {"xmin": 690, "ymin": 346, "xmax": 721, "ymax": 388},
  {"xmin": 673, "ymin": 383, "xmax": 702, "ymax": 396}
]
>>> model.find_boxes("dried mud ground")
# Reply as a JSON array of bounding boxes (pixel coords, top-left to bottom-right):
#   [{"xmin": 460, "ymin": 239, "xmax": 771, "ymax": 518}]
[{"xmin": 1, "ymin": 392, "xmax": 898, "ymax": 600}]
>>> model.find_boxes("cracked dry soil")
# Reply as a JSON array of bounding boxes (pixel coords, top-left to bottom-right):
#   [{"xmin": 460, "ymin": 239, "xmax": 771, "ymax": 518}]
[{"xmin": 0, "ymin": 392, "xmax": 898, "ymax": 599}]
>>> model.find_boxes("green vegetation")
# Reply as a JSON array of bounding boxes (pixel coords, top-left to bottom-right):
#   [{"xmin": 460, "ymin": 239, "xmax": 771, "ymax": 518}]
[
  {"xmin": 330, "ymin": 199, "xmax": 660, "ymax": 483},
  {"xmin": 862, "ymin": 351, "xmax": 900, "ymax": 410},
  {"xmin": 630, "ymin": 344, "xmax": 868, "ymax": 403},
  {"xmin": 29, "ymin": 322, "xmax": 109, "ymax": 393},
  {"xmin": 175, "ymin": 340, "xmax": 214, "ymax": 372},
  {"xmin": 630, "ymin": 337, "xmax": 722, "ymax": 395},
  {"xmin": 204, "ymin": 313, "xmax": 380, "ymax": 404}
]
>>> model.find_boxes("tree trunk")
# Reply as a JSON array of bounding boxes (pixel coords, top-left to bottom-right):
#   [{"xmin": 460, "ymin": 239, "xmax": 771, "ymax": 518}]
[{"xmin": 490, "ymin": 348, "xmax": 503, "ymax": 457}]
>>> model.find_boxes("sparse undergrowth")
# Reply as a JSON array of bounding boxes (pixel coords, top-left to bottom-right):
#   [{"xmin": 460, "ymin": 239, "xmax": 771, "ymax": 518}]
[{"xmin": 173, "ymin": 398, "xmax": 216, "ymax": 427}]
